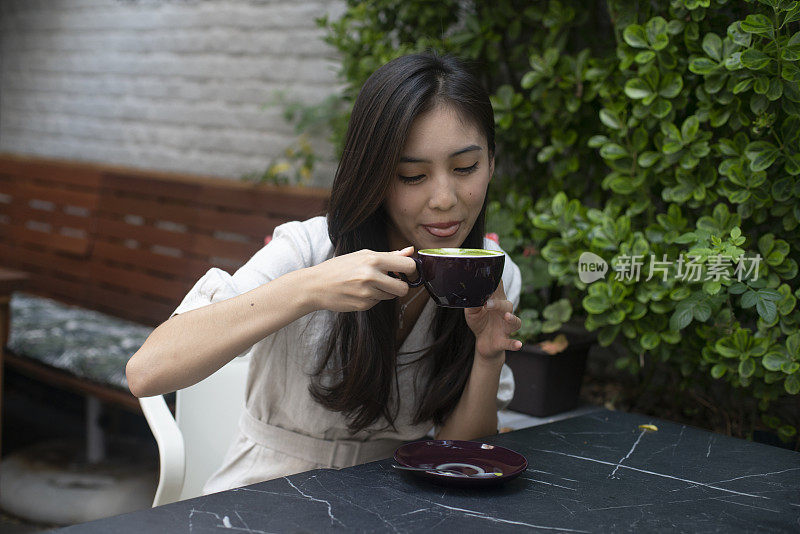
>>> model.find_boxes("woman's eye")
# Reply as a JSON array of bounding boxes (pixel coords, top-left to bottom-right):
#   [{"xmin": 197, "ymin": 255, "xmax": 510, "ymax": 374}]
[
  {"xmin": 455, "ymin": 162, "xmax": 478, "ymax": 174},
  {"xmin": 399, "ymin": 174, "xmax": 424, "ymax": 184}
]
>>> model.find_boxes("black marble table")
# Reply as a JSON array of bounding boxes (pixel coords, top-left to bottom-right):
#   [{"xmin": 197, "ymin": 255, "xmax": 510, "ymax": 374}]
[{"xmin": 52, "ymin": 409, "xmax": 800, "ymax": 533}]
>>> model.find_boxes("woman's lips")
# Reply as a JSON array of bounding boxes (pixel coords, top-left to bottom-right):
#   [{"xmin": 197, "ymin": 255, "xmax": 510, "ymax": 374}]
[{"xmin": 422, "ymin": 222, "xmax": 461, "ymax": 237}]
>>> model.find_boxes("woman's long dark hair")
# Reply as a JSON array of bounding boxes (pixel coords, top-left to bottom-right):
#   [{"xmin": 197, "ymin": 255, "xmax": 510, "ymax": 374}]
[{"xmin": 309, "ymin": 52, "xmax": 496, "ymax": 434}]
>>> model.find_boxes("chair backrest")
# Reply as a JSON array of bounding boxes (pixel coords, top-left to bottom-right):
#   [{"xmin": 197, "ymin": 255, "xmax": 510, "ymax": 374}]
[
  {"xmin": 141, "ymin": 353, "xmax": 251, "ymax": 507},
  {"xmin": 175, "ymin": 353, "xmax": 251, "ymax": 501}
]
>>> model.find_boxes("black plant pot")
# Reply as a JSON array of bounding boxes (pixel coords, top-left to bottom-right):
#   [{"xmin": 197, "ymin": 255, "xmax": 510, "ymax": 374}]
[{"xmin": 505, "ymin": 327, "xmax": 595, "ymax": 417}]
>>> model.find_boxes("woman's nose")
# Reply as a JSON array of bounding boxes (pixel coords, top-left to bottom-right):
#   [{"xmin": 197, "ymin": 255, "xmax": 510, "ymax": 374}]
[{"xmin": 428, "ymin": 174, "xmax": 458, "ymax": 211}]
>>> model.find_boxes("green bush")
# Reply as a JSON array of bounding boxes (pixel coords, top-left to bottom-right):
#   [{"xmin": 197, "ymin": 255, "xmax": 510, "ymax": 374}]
[{"xmin": 312, "ymin": 0, "xmax": 800, "ymax": 444}]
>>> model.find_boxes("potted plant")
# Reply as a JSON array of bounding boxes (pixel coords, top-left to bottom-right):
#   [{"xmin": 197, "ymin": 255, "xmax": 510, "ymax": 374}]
[{"xmin": 486, "ymin": 194, "xmax": 597, "ymax": 417}]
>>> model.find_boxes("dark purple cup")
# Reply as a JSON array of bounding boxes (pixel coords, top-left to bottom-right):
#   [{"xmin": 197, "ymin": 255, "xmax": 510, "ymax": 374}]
[{"xmin": 398, "ymin": 248, "xmax": 505, "ymax": 308}]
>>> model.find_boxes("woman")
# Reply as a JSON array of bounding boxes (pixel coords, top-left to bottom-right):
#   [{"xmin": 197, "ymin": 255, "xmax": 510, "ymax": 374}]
[{"xmin": 126, "ymin": 52, "xmax": 523, "ymax": 494}]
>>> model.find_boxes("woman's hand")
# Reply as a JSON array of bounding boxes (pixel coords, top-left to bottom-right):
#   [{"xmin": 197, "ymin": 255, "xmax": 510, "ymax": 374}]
[
  {"xmin": 464, "ymin": 281, "xmax": 523, "ymax": 361},
  {"xmin": 308, "ymin": 246, "xmax": 418, "ymax": 313}
]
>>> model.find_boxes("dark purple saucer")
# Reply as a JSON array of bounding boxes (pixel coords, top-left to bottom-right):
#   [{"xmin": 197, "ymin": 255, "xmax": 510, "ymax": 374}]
[{"xmin": 393, "ymin": 439, "xmax": 527, "ymax": 487}]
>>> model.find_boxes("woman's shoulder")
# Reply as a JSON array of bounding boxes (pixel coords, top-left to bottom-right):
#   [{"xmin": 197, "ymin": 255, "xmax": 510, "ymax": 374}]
[{"xmin": 271, "ymin": 215, "xmax": 333, "ymax": 265}]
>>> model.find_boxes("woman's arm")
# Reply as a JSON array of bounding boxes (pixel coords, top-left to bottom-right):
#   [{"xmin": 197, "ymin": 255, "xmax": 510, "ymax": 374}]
[
  {"xmin": 126, "ymin": 268, "xmax": 316, "ymax": 397},
  {"xmin": 434, "ymin": 354, "xmax": 504, "ymax": 440},
  {"xmin": 435, "ymin": 281, "xmax": 523, "ymax": 440},
  {"xmin": 126, "ymin": 247, "xmax": 418, "ymax": 398}
]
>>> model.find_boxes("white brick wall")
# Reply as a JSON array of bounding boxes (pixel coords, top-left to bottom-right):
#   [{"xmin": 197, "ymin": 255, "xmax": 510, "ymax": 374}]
[{"xmin": 0, "ymin": 0, "xmax": 345, "ymax": 186}]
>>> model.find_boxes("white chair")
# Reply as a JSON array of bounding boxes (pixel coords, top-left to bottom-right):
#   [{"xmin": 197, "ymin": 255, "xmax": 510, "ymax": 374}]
[{"xmin": 139, "ymin": 354, "xmax": 250, "ymax": 507}]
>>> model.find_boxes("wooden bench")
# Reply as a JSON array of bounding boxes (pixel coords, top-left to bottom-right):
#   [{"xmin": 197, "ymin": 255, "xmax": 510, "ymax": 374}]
[{"xmin": 0, "ymin": 153, "xmax": 328, "ymax": 457}]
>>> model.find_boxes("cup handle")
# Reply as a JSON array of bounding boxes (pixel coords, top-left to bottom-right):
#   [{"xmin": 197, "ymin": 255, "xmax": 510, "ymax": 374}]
[{"xmin": 390, "ymin": 257, "xmax": 424, "ymax": 288}]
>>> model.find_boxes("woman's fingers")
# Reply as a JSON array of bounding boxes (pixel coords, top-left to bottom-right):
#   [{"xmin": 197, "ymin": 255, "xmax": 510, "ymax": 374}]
[
  {"xmin": 486, "ymin": 298, "xmax": 514, "ymax": 314},
  {"xmin": 503, "ymin": 312, "xmax": 522, "ymax": 334},
  {"xmin": 375, "ymin": 275, "xmax": 415, "ymax": 298},
  {"xmin": 381, "ymin": 248, "xmax": 418, "ymax": 276}
]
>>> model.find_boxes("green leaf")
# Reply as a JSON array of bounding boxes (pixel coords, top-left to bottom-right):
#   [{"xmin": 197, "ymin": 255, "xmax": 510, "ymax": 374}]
[
  {"xmin": 716, "ymin": 338, "xmax": 741, "ymax": 359},
  {"xmin": 689, "ymin": 57, "xmax": 719, "ymax": 75},
  {"xmin": 729, "ymin": 282, "xmax": 748, "ymax": 294},
  {"xmin": 694, "ymin": 302, "xmax": 712, "ymax": 321},
  {"xmin": 711, "ymin": 363, "xmax": 727, "ymax": 378},
  {"xmin": 766, "ymin": 77, "xmax": 784, "ymax": 101},
  {"xmin": 785, "ymin": 3, "xmax": 800, "ymax": 25},
  {"xmin": 783, "ymin": 116, "xmax": 800, "ymax": 145},
  {"xmin": 659, "ymin": 73, "xmax": 683, "ymax": 98},
  {"xmin": 786, "ymin": 374, "xmax": 800, "ymax": 394},
  {"xmin": 635, "ymin": 50, "xmax": 656, "ymax": 64},
  {"xmin": 623, "ymin": 24, "xmax": 649, "ymax": 48},
  {"xmin": 543, "ymin": 298, "xmax": 572, "ymax": 323},
  {"xmin": 742, "ymin": 290, "xmax": 758, "ymax": 308},
  {"xmin": 787, "ymin": 332, "xmax": 800, "ymax": 357},
  {"xmin": 739, "ymin": 358, "xmax": 756, "ymax": 378},
  {"xmin": 782, "ymin": 44, "xmax": 800, "ymax": 61},
  {"xmin": 702, "ymin": 33, "xmax": 724, "ymax": 62},
  {"xmin": 600, "ymin": 143, "xmax": 630, "ymax": 160},
  {"xmin": 763, "ymin": 351, "xmax": 790, "ymax": 371},
  {"xmin": 741, "ymin": 49, "xmax": 771, "ymax": 70},
  {"xmin": 727, "ymin": 21, "xmax": 752, "ymax": 47},
  {"xmin": 625, "ymin": 78, "xmax": 654, "ymax": 99},
  {"xmin": 551, "ymin": 192, "xmax": 567, "ymax": 215},
  {"xmin": 740, "ymin": 14, "xmax": 774, "ymax": 35},
  {"xmin": 650, "ymin": 98, "xmax": 672, "ymax": 118},
  {"xmin": 667, "ymin": 20, "xmax": 684, "ymax": 35},
  {"xmin": 756, "ymin": 297, "xmax": 778, "ymax": 322},
  {"xmin": 646, "ymin": 16, "xmax": 669, "ymax": 50},
  {"xmin": 782, "ymin": 63, "xmax": 800, "ymax": 83},
  {"xmin": 597, "ymin": 325, "xmax": 620, "ymax": 347},
  {"xmin": 732, "ymin": 78, "xmax": 754, "ymax": 94},
  {"xmin": 758, "ymin": 289, "xmax": 783, "ymax": 302},
  {"xmin": 588, "ymin": 135, "xmax": 609, "ymax": 148},
  {"xmin": 681, "ymin": 116, "xmax": 700, "ymax": 142},
  {"xmin": 583, "ymin": 295, "xmax": 610, "ymax": 314},
  {"xmin": 746, "ymin": 140, "xmax": 781, "ymax": 171},
  {"xmin": 670, "ymin": 286, "xmax": 692, "ymax": 300},
  {"xmin": 670, "ymin": 306, "xmax": 694, "ymax": 331},
  {"xmin": 641, "ymin": 332, "xmax": 660, "ymax": 350},
  {"xmin": 600, "ymin": 109, "xmax": 623, "ymax": 130},
  {"xmin": 638, "ymin": 151, "xmax": 661, "ymax": 168}
]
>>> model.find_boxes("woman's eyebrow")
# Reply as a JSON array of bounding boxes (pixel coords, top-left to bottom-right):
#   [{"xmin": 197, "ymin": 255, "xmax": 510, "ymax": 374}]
[{"xmin": 399, "ymin": 144, "xmax": 482, "ymax": 163}]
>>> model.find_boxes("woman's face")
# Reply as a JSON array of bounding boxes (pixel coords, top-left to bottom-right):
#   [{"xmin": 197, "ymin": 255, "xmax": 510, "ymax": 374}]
[{"xmin": 385, "ymin": 105, "xmax": 494, "ymax": 251}]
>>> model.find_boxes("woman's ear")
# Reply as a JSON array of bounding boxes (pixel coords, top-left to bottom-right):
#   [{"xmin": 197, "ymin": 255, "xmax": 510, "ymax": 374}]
[{"xmin": 489, "ymin": 154, "xmax": 495, "ymax": 181}]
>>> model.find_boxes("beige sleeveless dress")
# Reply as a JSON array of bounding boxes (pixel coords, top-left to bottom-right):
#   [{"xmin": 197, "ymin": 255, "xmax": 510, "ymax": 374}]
[{"xmin": 170, "ymin": 216, "xmax": 521, "ymax": 494}]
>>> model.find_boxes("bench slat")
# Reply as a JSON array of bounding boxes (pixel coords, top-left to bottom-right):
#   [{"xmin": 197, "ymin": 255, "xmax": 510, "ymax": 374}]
[
  {"xmin": 103, "ymin": 171, "xmax": 328, "ymax": 216},
  {"xmin": 91, "ymin": 241, "xmax": 209, "ymax": 280},
  {"xmin": 0, "ymin": 242, "xmax": 94, "ymax": 281},
  {"xmin": 0, "ymin": 159, "xmax": 103, "ymax": 188},
  {"xmin": 7, "ymin": 182, "xmax": 100, "ymax": 210},
  {"xmin": 85, "ymin": 285, "xmax": 175, "ymax": 326},
  {"xmin": 89, "ymin": 263, "xmax": 191, "ymax": 304},
  {"xmin": 98, "ymin": 195, "xmax": 285, "ymax": 239},
  {"xmin": 94, "ymin": 217, "xmax": 259, "ymax": 263},
  {"xmin": 6, "ymin": 203, "xmax": 95, "ymax": 234},
  {"xmin": 5, "ymin": 227, "xmax": 92, "ymax": 256}
]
